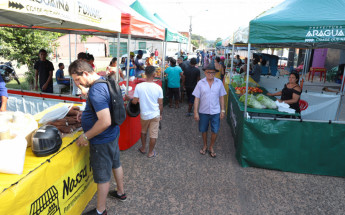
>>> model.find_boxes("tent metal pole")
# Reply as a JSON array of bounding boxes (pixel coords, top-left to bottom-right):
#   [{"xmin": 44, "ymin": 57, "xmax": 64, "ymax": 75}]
[
  {"xmin": 280, "ymin": 49, "xmax": 283, "ymax": 71},
  {"xmin": 116, "ymin": 32, "xmax": 121, "ymax": 82},
  {"xmin": 341, "ymin": 67, "xmax": 345, "ymax": 93},
  {"xmin": 301, "ymin": 49, "xmax": 308, "ymax": 81},
  {"xmin": 69, "ymin": 34, "xmax": 71, "ymax": 64},
  {"xmin": 304, "ymin": 49, "xmax": 312, "ymax": 81},
  {"xmin": 126, "ymin": 34, "xmax": 131, "ymax": 95},
  {"xmin": 75, "ymin": 34, "xmax": 77, "ymax": 60},
  {"xmin": 162, "ymin": 41, "xmax": 167, "ymax": 78},
  {"xmin": 230, "ymin": 44, "xmax": 235, "ymax": 83},
  {"xmin": 69, "ymin": 34, "xmax": 72, "ymax": 95},
  {"xmin": 302, "ymin": 49, "xmax": 309, "ymax": 81},
  {"xmin": 244, "ymin": 43, "xmax": 251, "ymax": 117},
  {"xmin": 225, "ymin": 46, "xmax": 229, "ymax": 72},
  {"xmin": 336, "ymin": 67, "xmax": 345, "ymax": 120}
]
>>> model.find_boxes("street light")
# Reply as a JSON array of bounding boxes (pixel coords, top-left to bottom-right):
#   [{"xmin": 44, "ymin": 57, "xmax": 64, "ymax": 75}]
[{"xmin": 188, "ymin": 9, "xmax": 208, "ymax": 53}]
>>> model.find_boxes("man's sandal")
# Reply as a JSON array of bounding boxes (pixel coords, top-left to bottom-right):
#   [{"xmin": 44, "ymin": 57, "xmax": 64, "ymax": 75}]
[
  {"xmin": 209, "ymin": 150, "xmax": 216, "ymax": 158},
  {"xmin": 200, "ymin": 148, "xmax": 207, "ymax": 155}
]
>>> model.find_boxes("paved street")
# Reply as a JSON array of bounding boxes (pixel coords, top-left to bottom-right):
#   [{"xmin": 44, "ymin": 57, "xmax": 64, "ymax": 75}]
[{"xmin": 83, "ymin": 71, "xmax": 345, "ymax": 215}]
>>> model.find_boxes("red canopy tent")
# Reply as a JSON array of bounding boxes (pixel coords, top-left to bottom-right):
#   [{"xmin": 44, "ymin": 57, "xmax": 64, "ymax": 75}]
[{"xmin": 99, "ymin": 0, "xmax": 165, "ymax": 40}]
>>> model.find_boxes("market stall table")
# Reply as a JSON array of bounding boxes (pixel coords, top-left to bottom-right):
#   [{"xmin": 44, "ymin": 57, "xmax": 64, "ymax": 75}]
[
  {"xmin": 227, "ymin": 86, "xmax": 345, "ymax": 177},
  {"xmin": 0, "ymin": 104, "xmax": 96, "ymax": 215}
]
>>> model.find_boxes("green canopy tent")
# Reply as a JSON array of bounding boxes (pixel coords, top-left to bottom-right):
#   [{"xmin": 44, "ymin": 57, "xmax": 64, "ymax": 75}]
[
  {"xmin": 230, "ymin": 0, "xmax": 345, "ymax": 177},
  {"xmin": 154, "ymin": 13, "xmax": 188, "ymax": 44},
  {"xmin": 245, "ymin": 0, "xmax": 345, "ymax": 115},
  {"xmin": 130, "ymin": 0, "xmax": 187, "ymax": 79},
  {"xmin": 249, "ymin": 0, "xmax": 345, "ymax": 49}
]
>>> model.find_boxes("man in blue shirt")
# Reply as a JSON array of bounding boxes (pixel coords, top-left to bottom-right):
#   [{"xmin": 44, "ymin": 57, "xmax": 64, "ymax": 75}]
[
  {"xmin": 68, "ymin": 60, "xmax": 126, "ymax": 215},
  {"xmin": 165, "ymin": 58, "xmax": 183, "ymax": 108},
  {"xmin": 0, "ymin": 75, "xmax": 8, "ymax": 112},
  {"xmin": 55, "ymin": 63, "xmax": 71, "ymax": 86},
  {"xmin": 134, "ymin": 50, "xmax": 145, "ymax": 77}
]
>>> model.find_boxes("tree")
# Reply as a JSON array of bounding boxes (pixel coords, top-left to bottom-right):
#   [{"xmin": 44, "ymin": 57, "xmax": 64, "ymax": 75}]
[
  {"xmin": 0, "ymin": 28, "xmax": 61, "ymax": 87},
  {"xmin": 191, "ymin": 34, "xmax": 206, "ymax": 45},
  {"xmin": 191, "ymin": 40, "xmax": 199, "ymax": 49}
]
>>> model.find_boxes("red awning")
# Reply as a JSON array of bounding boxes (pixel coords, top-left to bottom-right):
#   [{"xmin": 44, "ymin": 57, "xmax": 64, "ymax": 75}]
[{"xmin": 100, "ymin": 0, "xmax": 165, "ymax": 40}]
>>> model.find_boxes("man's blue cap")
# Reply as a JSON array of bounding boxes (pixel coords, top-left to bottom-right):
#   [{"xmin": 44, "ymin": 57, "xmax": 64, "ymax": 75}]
[{"xmin": 138, "ymin": 50, "xmax": 143, "ymax": 55}]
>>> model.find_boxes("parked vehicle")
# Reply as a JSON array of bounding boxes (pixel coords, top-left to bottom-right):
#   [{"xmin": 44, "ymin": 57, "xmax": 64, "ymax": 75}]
[
  {"xmin": 0, "ymin": 61, "xmax": 20, "ymax": 85},
  {"xmin": 120, "ymin": 49, "xmax": 151, "ymax": 64}
]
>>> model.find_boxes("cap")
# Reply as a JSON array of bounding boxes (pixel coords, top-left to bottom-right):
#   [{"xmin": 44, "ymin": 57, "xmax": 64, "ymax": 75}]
[
  {"xmin": 130, "ymin": 52, "xmax": 135, "ymax": 56},
  {"xmin": 138, "ymin": 50, "xmax": 143, "ymax": 55},
  {"xmin": 220, "ymin": 56, "xmax": 225, "ymax": 60}
]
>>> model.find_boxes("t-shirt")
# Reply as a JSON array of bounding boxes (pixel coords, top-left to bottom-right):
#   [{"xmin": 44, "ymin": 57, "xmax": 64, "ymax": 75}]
[
  {"xmin": 133, "ymin": 82, "xmax": 163, "ymax": 120},
  {"xmin": 34, "ymin": 60, "xmax": 54, "ymax": 88},
  {"xmin": 0, "ymin": 75, "xmax": 8, "ymax": 107},
  {"xmin": 125, "ymin": 59, "xmax": 135, "ymax": 76},
  {"xmin": 183, "ymin": 65, "xmax": 200, "ymax": 89},
  {"xmin": 134, "ymin": 57, "xmax": 144, "ymax": 76},
  {"xmin": 251, "ymin": 64, "xmax": 262, "ymax": 83},
  {"xmin": 165, "ymin": 66, "xmax": 182, "ymax": 88},
  {"xmin": 81, "ymin": 77, "xmax": 119, "ymax": 144},
  {"xmin": 55, "ymin": 69, "xmax": 65, "ymax": 84},
  {"xmin": 178, "ymin": 61, "xmax": 189, "ymax": 72}
]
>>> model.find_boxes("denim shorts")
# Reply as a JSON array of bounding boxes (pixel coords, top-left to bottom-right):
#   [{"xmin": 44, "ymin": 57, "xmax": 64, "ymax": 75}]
[
  {"xmin": 199, "ymin": 113, "xmax": 220, "ymax": 134},
  {"xmin": 89, "ymin": 135, "xmax": 121, "ymax": 184}
]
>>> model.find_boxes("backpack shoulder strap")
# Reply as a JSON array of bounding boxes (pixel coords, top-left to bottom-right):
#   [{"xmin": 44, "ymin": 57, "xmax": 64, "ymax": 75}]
[{"xmin": 87, "ymin": 78, "xmax": 108, "ymax": 113}]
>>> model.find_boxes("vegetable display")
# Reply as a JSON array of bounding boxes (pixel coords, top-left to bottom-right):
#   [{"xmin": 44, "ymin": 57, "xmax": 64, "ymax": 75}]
[
  {"xmin": 239, "ymin": 94, "xmax": 266, "ymax": 109},
  {"xmin": 256, "ymin": 94, "xmax": 277, "ymax": 109},
  {"xmin": 235, "ymin": 87, "xmax": 263, "ymax": 94}
]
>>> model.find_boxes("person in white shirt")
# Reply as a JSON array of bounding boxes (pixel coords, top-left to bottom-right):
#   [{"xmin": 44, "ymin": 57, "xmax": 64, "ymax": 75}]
[{"xmin": 126, "ymin": 66, "xmax": 163, "ymax": 158}]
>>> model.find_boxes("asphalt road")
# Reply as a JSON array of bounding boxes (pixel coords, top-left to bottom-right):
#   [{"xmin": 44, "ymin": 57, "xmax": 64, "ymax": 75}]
[{"xmin": 83, "ymin": 68, "xmax": 345, "ymax": 215}]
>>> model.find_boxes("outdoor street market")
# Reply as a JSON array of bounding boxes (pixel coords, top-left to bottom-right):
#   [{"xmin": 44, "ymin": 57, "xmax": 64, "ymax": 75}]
[{"xmin": 0, "ymin": 0, "xmax": 345, "ymax": 214}]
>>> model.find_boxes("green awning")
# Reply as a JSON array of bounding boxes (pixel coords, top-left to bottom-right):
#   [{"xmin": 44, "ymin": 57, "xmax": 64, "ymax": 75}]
[
  {"xmin": 154, "ymin": 13, "xmax": 188, "ymax": 44},
  {"xmin": 249, "ymin": 0, "xmax": 345, "ymax": 48}
]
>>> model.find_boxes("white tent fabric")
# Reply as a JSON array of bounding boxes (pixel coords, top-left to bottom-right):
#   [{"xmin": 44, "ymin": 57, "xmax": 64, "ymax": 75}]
[
  {"xmin": 233, "ymin": 26, "xmax": 249, "ymax": 44},
  {"xmin": 0, "ymin": 0, "xmax": 121, "ymax": 35},
  {"xmin": 300, "ymin": 92, "xmax": 341, "ymax": 121},
  {"xmin": 7, "ymin": 94, "xmax": 78, "ymax": 115}
]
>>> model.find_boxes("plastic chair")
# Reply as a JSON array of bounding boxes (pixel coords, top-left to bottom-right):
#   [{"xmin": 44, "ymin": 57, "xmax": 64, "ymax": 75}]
[
  {"xmin": 299, "ymin": 99, "xmax": 308, "ymax": 111},
  {"xmin": 308, "ymin": 67, "xmax": 327, "ymax": 82}
]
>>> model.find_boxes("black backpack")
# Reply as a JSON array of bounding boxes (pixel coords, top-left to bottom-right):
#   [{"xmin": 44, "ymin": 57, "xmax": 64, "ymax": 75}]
[{"xmin": 88, "ymin": 76, "xmax": 126, "ymax": 126}]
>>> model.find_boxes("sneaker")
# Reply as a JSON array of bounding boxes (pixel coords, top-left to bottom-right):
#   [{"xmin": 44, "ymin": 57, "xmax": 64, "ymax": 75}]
[
  {"xmin": 82, "ymin": 208, "xmax": 107, "ymax": 215},
  {"xmin": 108, "ymin": 190, "xmax": 127, "ymax": 201}
]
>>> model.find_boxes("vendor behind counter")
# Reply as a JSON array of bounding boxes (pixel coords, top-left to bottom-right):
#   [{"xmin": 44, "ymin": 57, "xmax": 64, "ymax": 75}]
[
  {"xmin": 0, "ymin": 75, "xmax": 8, "ymax": 112},
  {"xmin": 267, "ymin": 72, "xmax": 302, "ymax": 113}
]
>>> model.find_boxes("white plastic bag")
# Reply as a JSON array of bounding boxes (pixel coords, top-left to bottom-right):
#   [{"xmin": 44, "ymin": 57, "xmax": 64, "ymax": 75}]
[
  {"xmin": 0, "ymin": 135, "xmax": 27, "ymax": 174},
  {"xmin": 39, "ymin": 104, "xmax": 73, "ymax": 124}
]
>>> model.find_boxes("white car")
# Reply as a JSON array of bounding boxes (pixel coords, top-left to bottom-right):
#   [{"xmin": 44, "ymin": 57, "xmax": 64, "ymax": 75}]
[{"xmin": 120, "ymin": 49, "xmax": 151, "ymax": 64}]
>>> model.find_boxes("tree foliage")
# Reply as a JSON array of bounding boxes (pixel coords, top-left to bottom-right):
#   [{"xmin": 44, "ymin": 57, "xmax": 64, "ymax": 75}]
[
  {"xmin": 191, "ymin": 34, "xmax": 206, "ymax": 44},
  {"xmin": 191, "ymin": 40, "xmax": 199, "ymax": 49},
  {"xmin": 0, "ymin": 28, "xmax": 62, "ymax": 85}
]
